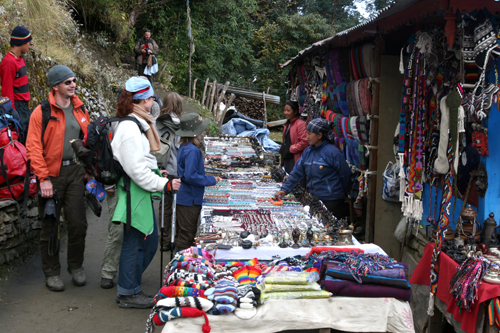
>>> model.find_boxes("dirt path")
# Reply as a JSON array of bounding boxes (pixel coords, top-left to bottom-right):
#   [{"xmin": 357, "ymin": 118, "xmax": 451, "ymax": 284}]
[{"xmin": 0, "ymin": 201, "xmax": 163, "ymax": 332}]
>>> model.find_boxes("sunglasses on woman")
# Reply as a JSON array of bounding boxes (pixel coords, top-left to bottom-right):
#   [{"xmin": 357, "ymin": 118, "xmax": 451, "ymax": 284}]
[{"xmin": 64, "ymin": 79, "xmax": 77, "ymax": 85}]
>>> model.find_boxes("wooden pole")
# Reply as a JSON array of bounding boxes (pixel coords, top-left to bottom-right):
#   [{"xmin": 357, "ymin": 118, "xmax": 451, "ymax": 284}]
[
  {"xmin": 192, "ymin": 78, "xmax": 198, "ymax": 101},
  {"xmin": 218, "ymin": 93, "xmax": 236, "ymax": 128},
  {"xmin": 263, "ymin": 91, "xmax": 267, "ymax": 127},
  {"xmin": 208, "ymin": 79, "xmax": 217, "ymax": 114},
  {"xmin": 205, "ymin": 83, "xmax": 212, "ymax": 108},
  {"xmin": 201, "ymin": 78, "xmax": 209, "ymax": 106},
  {"xmin": 365, "ymin": 35, "xmax": 384, "ymax": 243},
  {"xmin": 215, "ymin": 81, "xmax": 230, "ymax": 119},
  {"xmin": 188, "ymin": 39, "xmax": 193, "ymax": 99},
  {"xmin": 158, "ymin": 62, "xmax": 168, "ymax": 82}
]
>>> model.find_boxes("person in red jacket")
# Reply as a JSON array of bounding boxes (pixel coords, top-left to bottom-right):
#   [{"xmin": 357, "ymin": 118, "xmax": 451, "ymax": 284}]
[
  {"xmin": 0, "ymin": 26, "xmax": 32, "ymax": 138},
  {"xmin": 26, "ymin": 65, "xmax": 90, "ymax": 292},
  {"xmin": 280, "ymin": 100, "xmax": 308, "ymax": 174}
]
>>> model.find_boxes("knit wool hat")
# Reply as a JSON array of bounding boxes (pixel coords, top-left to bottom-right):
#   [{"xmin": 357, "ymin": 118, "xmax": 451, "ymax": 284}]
[
  {"xmin": 10, "ymin": 26, "xmax": 32, "ymax": 45},
  {"xmin": 152, "ymin": 307, "xmax": 211, "ymax": 333},
  {"xmin": 48, "ymin": 65, "xmax": 76, "ymax": 88},
  {"xmin": 175, "ymin": 112, "xmax": 210, "ymax": 137}
]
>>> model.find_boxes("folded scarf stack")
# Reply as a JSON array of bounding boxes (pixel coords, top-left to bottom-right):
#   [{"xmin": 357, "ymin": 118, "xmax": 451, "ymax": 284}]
[{"xmin": 258, "ymin": 270, "xmax": 329, "ymax": 303}]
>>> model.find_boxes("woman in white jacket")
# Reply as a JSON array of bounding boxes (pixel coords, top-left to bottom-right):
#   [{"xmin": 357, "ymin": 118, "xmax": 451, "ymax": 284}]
[{"xmin": 111, "ymin": 77, "xmax": 180, "ymax": 309}]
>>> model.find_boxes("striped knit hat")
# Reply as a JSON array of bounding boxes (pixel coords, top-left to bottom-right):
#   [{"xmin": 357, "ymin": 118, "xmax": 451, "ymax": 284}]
[{"xmin": 10, "ymin": 26, "xmax": 32, "ymax": 45}]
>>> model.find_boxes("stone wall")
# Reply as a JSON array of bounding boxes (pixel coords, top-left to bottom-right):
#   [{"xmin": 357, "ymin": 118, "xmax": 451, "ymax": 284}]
[{"xmin": 0, "ymin": 199, "xmax": 39, "ymax": 267}]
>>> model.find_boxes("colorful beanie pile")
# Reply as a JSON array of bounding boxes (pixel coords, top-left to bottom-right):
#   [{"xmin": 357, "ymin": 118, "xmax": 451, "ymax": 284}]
[{"xmin": 205, "ymin": 280, "xmax": 239, "ymax": 315}]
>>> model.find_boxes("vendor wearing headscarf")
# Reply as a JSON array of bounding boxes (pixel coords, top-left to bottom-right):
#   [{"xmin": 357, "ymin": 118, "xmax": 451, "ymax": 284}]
[{"xmin": 275, "ymin": 118, "xmax": 352, "ymax": 218}]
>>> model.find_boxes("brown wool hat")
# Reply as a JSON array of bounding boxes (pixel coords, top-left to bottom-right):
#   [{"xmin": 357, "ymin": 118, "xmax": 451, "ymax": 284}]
[{"xmin": 175, "ymin": 112, "xmax": 210, "ymax": 137}]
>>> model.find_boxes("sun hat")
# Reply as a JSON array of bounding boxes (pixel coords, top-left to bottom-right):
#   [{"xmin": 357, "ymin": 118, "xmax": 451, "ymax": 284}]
[
  {"xmin": 124, "ymin": 76, "xmax": 154, "ymax": 100},
  {"xmin": 175, "ymin": 113, "xmax": 210, "ymax": 137}
]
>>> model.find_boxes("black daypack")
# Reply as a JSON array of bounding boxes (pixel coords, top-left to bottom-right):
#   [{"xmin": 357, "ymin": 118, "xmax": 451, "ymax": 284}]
[{"xmin": 84, "ymin": 116, "xmax": 145, "ymax": 185}]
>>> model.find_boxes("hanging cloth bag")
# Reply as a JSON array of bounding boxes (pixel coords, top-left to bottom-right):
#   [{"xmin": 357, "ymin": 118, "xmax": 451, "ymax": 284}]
[{"xmin": 382, "ymin": 161, "xmax": 401, "ymax": 202}]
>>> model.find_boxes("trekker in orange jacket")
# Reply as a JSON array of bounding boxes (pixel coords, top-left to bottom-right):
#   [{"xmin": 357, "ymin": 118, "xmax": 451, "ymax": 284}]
[{"xmin": 26, "ymin": 65, "xmax": 90, "ymax": 292}]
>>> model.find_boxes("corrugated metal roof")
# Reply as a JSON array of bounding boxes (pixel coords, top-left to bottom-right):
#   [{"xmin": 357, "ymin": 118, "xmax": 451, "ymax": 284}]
[{"xmin": 281, "ymin": 0, "xmax": 424, "ymax": 68}]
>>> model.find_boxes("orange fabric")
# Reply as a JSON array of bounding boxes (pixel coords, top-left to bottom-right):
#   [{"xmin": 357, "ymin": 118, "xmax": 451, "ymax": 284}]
[
  {"xmin": 282, "ymin": 117, "xmax": 308, "ymax": 164},
  {"xmin": 26, "ymin": 91, "xmax": 90, "ymax": 181}
]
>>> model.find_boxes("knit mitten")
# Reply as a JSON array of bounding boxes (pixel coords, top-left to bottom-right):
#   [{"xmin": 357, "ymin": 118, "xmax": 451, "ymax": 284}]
[
  {"xmin": 169, "ymin": 278, "xmax": 209, "ymax": 290},
  {"xmin": 214, "ymin": 295, "xmax": 236, "ymax": 304}
]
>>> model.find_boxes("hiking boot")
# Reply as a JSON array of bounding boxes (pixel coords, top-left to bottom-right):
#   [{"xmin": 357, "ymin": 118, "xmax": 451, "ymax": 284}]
[
  {"xmin": 118, "ymin": 293, "xmax": 155, "ymax": 309},
  {"xmin": 68, "ymin": 267, "xmax": 86, "ymax": 286},
  {"xmin": 46, "ymin": 275, "xmax": 65, "ymax": 292},
  {"xmin": 101, "ymin": 278, "xmax": 114, "ymax": 289},
  {"xmin": 116, "ymin": 291, "xmax": 154, "ymax": 303}
]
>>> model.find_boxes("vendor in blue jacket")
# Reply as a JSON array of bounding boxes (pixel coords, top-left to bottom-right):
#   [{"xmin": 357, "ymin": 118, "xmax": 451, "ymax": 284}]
[
  {"xmin": 275, "ymin": 118, "xmax": 352, "ymax": 218},
  {"xmin": 175, "ymin": 113, "xmax": 220, "ymax": 252}
]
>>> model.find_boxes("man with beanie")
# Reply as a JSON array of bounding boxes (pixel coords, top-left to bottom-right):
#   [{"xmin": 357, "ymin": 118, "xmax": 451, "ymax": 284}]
[
  {"xmin": 0, "ymin": 26, "xmax": 32, "ymax": 139},
  {"xmin": 26, "ymin": 65, "xmax": 90, "ymax": 292}
]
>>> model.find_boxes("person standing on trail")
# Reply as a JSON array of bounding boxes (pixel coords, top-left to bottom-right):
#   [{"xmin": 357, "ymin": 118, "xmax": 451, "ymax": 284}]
[
  {"xmin": 0, "ymin": 26, "xmax": 32, "ymax": 141},
  {"xmin": 26, "ymin": 65, "xmax": 90, "ymax": 292},
  {"xmin": 134, "ymin": 29, "xmax": 159, "ymax": 83}
]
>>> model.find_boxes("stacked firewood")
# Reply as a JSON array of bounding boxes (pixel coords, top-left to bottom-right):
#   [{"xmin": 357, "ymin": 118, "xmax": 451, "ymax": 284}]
[{"xmin": 232, "ymin": 96, "xmax": 265, "ymax": 120}]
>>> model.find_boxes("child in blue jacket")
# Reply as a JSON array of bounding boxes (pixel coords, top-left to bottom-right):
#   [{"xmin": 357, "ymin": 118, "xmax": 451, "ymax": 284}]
[
  {"xmin": 275, "ymin": 118, "xmax": 352, "ymax": 219},
  {"xmin": 175, "ymin": 113, "xmax": 219, "ymax": 252}
]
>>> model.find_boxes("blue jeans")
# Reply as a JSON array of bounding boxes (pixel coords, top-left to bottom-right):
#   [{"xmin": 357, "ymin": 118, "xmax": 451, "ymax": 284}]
[{"xmin": 117, "ymin": 203, "xmax": 158, "ymax": 296}]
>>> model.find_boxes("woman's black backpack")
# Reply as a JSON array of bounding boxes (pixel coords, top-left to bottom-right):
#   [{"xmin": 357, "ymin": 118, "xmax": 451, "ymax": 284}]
[{"xmin": 85, "ymin": 116, "xmax": 144, "ymax": 185}]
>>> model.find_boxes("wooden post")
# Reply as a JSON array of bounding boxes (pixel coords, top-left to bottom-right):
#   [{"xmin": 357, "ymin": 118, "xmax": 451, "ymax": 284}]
[
  {"xmin": 365, "ymin": 35, "xmax": 384, "ymax": 243},
  {"xmin": 262, "ymin": 91, "xmax": 267, "ymax": 127},
  {"xmin": 188, "ymin": 39, "xmax": 193, "ymax": 98},
  {"xmin": 208, "ymin": 79, "xmax": 217, "ymax": 114},
  {"xmin": 214, "ymin": 81, "xmax": 230, "ymax": 119},
  {"xmin": 192, "ymin": 78, "xmax": 198, "ymax": 101},
  {"xmin": 218, "ymin": 93, "xmax": 236, "ymax": 128},
  {"xmin": 205, "ymin": 83, "xmax": 213, "ymax": 108},
  {"xmin": 201, "ymin": 78, "xmax": 209, "ymax": 106},
  {"xmin": 158, "ymin": 62, "xmax": 168, "ymax": 82}
]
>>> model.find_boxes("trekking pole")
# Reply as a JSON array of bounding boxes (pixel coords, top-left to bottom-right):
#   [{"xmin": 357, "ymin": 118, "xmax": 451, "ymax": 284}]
[
  {"xmin": 160, "ymin": 189, "xmax": 165, "ymax": 288},
  {"xmin": 169, "ymin": 177, "xmax": 179, "ymax": 261}
]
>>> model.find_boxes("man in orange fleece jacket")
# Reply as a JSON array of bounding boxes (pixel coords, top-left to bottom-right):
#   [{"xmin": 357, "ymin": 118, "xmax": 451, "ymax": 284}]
[{"xmin": 26, "ymin": 65, "xmax": 90, "ymax": 292}]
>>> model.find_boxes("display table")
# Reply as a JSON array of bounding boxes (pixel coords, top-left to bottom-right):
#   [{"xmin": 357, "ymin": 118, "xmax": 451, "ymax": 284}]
[
  {"xmin": 410, "ymin": 243, "xmax": 500, "ymax": 333},
  {"xmin": 161, "ymin": 297, "xmax": 415, "ymax": 333},
  {"xmin": 210, "ymin": 243, "xmax": 387, "ymax": 260}
]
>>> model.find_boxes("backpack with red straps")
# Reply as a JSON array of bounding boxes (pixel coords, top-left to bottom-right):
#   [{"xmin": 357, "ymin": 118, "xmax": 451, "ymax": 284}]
[{"xmin": 0, "ymin": 97, "xmax": 37, "ymax": 201}]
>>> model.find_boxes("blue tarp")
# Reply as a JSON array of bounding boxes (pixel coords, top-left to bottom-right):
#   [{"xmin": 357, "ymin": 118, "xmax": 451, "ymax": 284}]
[{"xmin": 221, "ymin": 118, "xmax": 280, "ymax": 153}]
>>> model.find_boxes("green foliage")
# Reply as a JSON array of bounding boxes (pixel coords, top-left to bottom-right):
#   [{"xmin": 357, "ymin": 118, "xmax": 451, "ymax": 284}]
[{"xmin": 253, "ymin": 13, "xmax": 333, "ymax": 102}]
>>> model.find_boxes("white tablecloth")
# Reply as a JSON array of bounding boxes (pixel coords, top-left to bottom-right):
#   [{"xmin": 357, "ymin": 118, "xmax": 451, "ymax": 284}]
[
  {"xmin": 161, "ymin": 297, "xmax": 415, "ymax": 333},
  {"xmin": 210, "ymin": 243, "xmax": 387, "ymax": 260}
]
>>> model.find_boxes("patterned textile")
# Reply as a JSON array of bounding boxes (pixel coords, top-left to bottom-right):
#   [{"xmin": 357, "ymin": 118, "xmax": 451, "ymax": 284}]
[
  {"xmin": 335, "ymin": 82, "xmax": 349, "ymax": 116},
  {"xmin": 358, "ymin": 78, "xmax": 372, "ymax": 115},
  {"xmin": 339, "ymin": 49, "xmax": 351, "ymax": 82},
  {"xmin": 429, "ymin": 134, "xmax": 455, "ymax": 314},
  {"xmin": 325, "ymin": 50, "xmax": 344, "ymax": 85}
]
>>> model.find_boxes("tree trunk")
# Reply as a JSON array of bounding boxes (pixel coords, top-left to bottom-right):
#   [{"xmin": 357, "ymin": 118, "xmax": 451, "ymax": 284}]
[
  {"xmin": 192, "ymin": 78, "xmax": 198, "ymax": 101},
  {"xmin": 214, "ymin": 81, "xmax": 230, "ymax": 119},
  {"xmin": 218, "ymin": 93, "xmax": 236, "ymax": 128}
]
